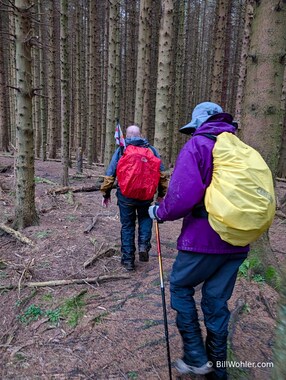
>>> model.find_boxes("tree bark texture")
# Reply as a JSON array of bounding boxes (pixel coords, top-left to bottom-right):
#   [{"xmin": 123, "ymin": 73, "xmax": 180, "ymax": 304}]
[
  {"xmin": 235, "ymin": 1, "xmax": 255, "ymax": 123},
  {"xmin": 104, "ymin": 0, "xmax": 119, "ymax": 167},
  {"xmin": 240, "ymin": 0, "xmax": 286, "ymax": 176},
  {"xmin": 0, "ymin": 10, "xmax": 9, "ymax": 152},
  {"xmin": 210, "ymin": 0, "xmax": 228, "ymax": 104},
  {"xmin": 154, "ymin": 0, "xmax": 174, "ymax": 165},
  {"xmin": 14, "ymin": 0, "xmax": 38, "ymax": 229},
  {"xmin": 60, "ymin": 0, "xmax": 70, "ymax": 186}
]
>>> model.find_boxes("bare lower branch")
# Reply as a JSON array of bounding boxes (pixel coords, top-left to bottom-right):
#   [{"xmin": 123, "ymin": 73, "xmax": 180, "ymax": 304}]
[{"xmin": 7, "ymin": 85, "xmax": 20, "ymax": 92}]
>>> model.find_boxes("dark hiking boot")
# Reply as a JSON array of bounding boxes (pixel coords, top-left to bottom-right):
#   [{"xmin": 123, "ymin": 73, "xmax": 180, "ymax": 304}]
[
  {"xmin": 139, "ymin": 251, "xmax": 149, "ymax": 262},
  {"xmin": 174, "ymin": 358, "xmax": 213, "ymax": 375},
  {"xmin": 121, "ymin": 261, "xmax": 135, "ymax": 271}
]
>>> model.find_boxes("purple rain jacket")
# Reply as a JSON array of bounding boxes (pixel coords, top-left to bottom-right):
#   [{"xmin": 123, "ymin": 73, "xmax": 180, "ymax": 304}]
[{"xmin": 157, "ymin": 113, "xmax": 250, "ymax": 254}]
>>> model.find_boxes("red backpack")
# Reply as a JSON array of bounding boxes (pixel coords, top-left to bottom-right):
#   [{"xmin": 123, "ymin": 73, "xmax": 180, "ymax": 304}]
[{"xmin": 116, "ymin": 145, "xmax": 161, "ymax": 200}]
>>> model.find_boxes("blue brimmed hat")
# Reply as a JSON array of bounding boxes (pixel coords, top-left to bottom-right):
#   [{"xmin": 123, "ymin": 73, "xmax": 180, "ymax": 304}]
[{"xmin": 179, "ymin": 102, "xmax": 223, "ymax": 135}]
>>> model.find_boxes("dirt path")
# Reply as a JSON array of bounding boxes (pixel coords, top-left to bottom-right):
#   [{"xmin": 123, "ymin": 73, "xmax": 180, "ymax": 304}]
[{"xmin": 0, "ymin": 156, "xmax": 284, "ymax": 379}]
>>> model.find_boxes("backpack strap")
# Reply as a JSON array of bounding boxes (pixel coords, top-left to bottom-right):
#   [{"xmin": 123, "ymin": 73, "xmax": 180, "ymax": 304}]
[
  {"xmin": 191, "ymin": 133, "xmax": 217, "ymax": 219},
  {"xmin": 148, "ymin": 145, "xmax": 157, "ymax": 156}
]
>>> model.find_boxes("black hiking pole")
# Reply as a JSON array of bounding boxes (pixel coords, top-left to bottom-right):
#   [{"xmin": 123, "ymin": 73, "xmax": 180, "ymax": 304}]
[{"xmin": 155, "ymin": 220, "xmax": 172, "ymax": 380}]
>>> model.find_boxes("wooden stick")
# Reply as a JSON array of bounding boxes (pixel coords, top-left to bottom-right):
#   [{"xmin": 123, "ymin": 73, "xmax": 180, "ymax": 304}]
[
  {"xmin": 0, "ymin": 274, "xmax": 130, "ymax": 290},
  {"xmin": 47, "ymin": 183, "xmax": 101, "ymax": 195},
  {"xmin": 83, "ymin": 245, "xmax": 117, "ymax": 268},
  {"xmin": 18, "ymin": 258, "xmax": 34, "ymax": 298},
  {"xmin": 84, "ymin": 215, "xmax": 99, "ymax": 234},
  {"xmin": 0, "ymin": 223, "xmax": 35, "ymax": 246},
  {"xmin": 228, "ymin": 298, "xmax": 245, "ymax": 349},
  {"xmin": 83, "ymin": 212, "xmax": 115, "ymax": 234},
  {"xmin": 259, "ymin": 290, "xmax": 277, "ymax": 319},
  {"xmin": 84, "ymin": 242, "xmax": 105, "ymax": 268}
]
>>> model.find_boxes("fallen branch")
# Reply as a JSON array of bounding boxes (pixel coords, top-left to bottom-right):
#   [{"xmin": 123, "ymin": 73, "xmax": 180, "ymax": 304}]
[
  {"xmin": 0, "ymin": 223, "xmax": 35, "ymax": 246},
  {"xmin": 84, "ymin": 215, "xmax": 99, "ymax": 234},
  {"xmin": 18, "ymin": 258, "xmax": 34, "ymax": 298},
  {"xmin": 47, "ymin": 183, "xmax": 101, "ymax": 195},
  {"xmin": 276, "ymin": 177, "xmax": 286, "ymax": 183},
  {"xmin": 83, "ymin": 212, "xmax": 116, "ymax": 234},
  {"xmin": 228, "ymin": 298, "xmax": 245, "ymax": 349},
  {"xmin": 84, "ymin": 245, "xmax": 117, "ymax": 268},
  {"xmin": 0, "ymin": 274, "xmax": 130, "ymax": 290},
  {"xmin": 259, "ymin": 290, "xmax": 277, "ymax": 319}
]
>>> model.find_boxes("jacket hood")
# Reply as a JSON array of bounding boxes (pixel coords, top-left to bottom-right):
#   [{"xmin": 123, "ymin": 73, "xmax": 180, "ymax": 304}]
[
  {"xmin": 192, "ymin": 113, "xmax": 236, "ymax": 136},
  {"xmin": 125, "ymin": 137, "xmax": 149, "ymax": 147}
]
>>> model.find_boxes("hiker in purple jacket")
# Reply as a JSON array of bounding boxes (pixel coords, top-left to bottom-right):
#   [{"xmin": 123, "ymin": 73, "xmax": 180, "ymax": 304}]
[{"xmin": 149, "ymin": 102, "xmax": 248, "ymax": 380}]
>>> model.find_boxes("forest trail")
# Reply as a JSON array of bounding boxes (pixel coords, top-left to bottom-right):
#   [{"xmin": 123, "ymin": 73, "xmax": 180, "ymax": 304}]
[{"xmin": 0, "ymin": 156, "xmax": 285, "ymax": 380}]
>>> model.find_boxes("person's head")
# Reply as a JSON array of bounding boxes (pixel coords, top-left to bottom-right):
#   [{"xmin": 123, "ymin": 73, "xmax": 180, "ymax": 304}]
[
  {"xmin": 126, "ymin": 125, "xmax": 141, "ymax": 138},
  {"xmin": 179, "ymin": 102, "xmax": 223, "ymax": 135}
]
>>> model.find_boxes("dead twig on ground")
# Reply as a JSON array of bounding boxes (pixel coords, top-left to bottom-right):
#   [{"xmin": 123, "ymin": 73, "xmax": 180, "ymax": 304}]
[
  {"xmin": 47, "ymin": 183, "xmax": 102, "ymax": 195},
  {"xmin": 84, "ymin": 214, "xmax": 100, "ymax": 234},
  {"xmin": 259, "ymin": 290, "xmax": 277, "ymax": 319},
  {"xmin": 0, "ymin": 274, "xmax": 130, "ymax": 290},
  {"xmin": 0, "ymin": 223, "xmax": 35, "ymax": 246},
  {"xmin": 18, "ymin": 258, "xmax": 35, "ymax": 298},
  {"xmin": 228, "ymin": 298, "xmax": 245, "ymax": 349},
  {"xmin": 83, "ymin": 242, "xmax": 104, "ymax": 267},
  {"xmin": 83, "ymin": 243, "xmax": 117, "ymax": 268},
  {"xmin": 83, "ymin": 212, "xmax": 116, "ymax": 234}
]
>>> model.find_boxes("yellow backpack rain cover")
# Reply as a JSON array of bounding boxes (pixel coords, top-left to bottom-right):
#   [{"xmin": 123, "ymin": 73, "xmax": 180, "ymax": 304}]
[{"xmin": 204, "ymin": 132, "xmax": 276, "ymax": 246}]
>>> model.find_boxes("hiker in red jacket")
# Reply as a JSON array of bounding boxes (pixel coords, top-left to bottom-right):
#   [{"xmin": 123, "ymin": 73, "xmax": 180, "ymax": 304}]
[
  {"xmin": 101, "ymin": 125, "xmax": 168, "ymax": 271},
  {"xmin": 149, "ymin": 102, "xmax": 249, "ymax": 380}
]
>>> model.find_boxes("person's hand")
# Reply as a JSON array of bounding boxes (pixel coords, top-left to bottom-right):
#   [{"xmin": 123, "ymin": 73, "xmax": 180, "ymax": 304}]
[
  {"xmin": 148, "ymin": 205, "xmax": 161, "ymax": 221},
  {"xmin": 102, "ymin": 197, "xmax": 111, "ymax": 208}
]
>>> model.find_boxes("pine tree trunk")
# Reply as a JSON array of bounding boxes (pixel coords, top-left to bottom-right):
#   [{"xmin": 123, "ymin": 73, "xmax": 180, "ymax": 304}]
[
  {"xmin": 154, "ymin": 0, "xmax": 174, "ymax": 165},
  {"xmin": 142, "ymin": 1, "xmax": 160, "ymax": 142},
  {"xmin": 220, "ymin": 0, "xmax": 233, "ymax": 110},
  {"xmin": 8, "ymin": 10, "xmax": 16, "ymax": 146},
  {"xmin": 32, "ymin": 2, "xmax": 41, "ymax": 159},
  {"xmin": 135, "ymin": 0, "xmax": 151, "ymax": 127},
  {"xmin": 87, "ymin": 1, "xmax": 96, "ymax": 165},
  {"xmin": 240, "ymin": 0, "xmax": 286, "ymax": 175},
  {"xmin": 104, "ymin": 0, "xmax": 119, "ymax": 167},
  {"xmin": 235, "ymin": 1, "xmax": 255, "ymax": 123},
  {"xmin": 240, "ymin": 0, "xmax": 286, "ymax": 274},
  {"xmin": 0, "ymin": 10, "xmax": 9, "ymax": 152},
  {"xmin": 14, "ymin": 0, "xmax": 38, "ymax": 229},
  {"xmin": 60, "ymin": 0, "xmax": 70, "ymax": 186},
  {"xmin": 39, "ymin": 1, "xmax": 50, "ymax": 161},
  {"xmin": 49, "ymin": 0, "xmax": 61, "ymax": 159},
  {"xmin": 171, "ymin": 0, "xmax": 185, "ymax": 164},
  {"xmin": 210, "ymin": 0, "xmax": 228, "ymax": 104}
]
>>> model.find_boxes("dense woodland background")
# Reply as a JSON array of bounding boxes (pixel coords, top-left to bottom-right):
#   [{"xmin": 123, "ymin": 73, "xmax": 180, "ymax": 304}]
[
  {"xmin": 0, "ymin": 0, "xmax": 285, "ymax": 175},
  {"xmin": 0, "ymin": 0, "xmax": 286, "ymax": 377}
]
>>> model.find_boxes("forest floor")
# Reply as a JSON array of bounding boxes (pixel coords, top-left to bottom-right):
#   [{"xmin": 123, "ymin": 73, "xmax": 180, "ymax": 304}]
[{"xmin": 0, "ymin": 155, "xmax": 286, "ymax": 380}]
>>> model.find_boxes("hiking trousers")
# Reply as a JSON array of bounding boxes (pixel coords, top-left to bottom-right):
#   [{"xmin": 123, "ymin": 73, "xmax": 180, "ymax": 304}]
[
  {"xmin": 117, "ymin": 190, "xmax": 152, "ymax": 264},
  {"xmin": 170, "ymin": 250, "xmax": 247, "ymax": 379}
]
